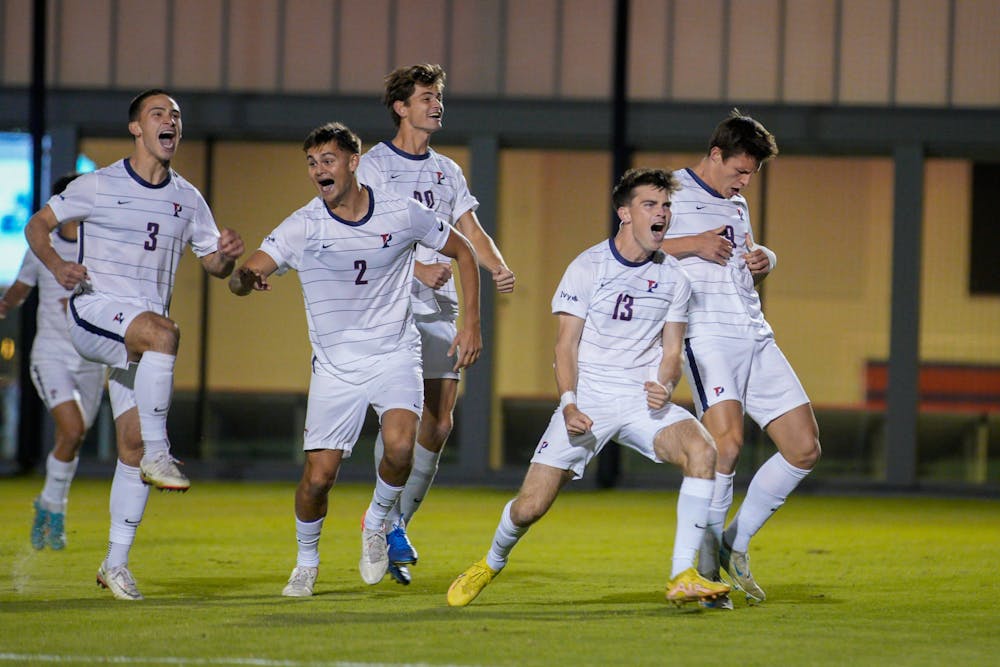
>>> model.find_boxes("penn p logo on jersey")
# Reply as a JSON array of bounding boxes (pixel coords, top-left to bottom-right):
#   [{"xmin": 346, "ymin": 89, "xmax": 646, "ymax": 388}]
[
  {"xmin": 381, "ymin": 233, "xmax": 393, "ymax": 248},
  {"xmin": 113, "ymin": 312, "xmax": 124, "ymax": 324},
  {"xmin": 646, "ymin": 279, "xmax": 659, "ymax": 292},
  {"xmin": 714, "ymin": 386, "xmax": 725, "ymax": 396},
  {"xmin": 435, "ymin": 171, "xmax": 445, "ymax": 185},
  {"xmin": 173, "ymin": 203, "xmax": 183, "ymax": 217}
]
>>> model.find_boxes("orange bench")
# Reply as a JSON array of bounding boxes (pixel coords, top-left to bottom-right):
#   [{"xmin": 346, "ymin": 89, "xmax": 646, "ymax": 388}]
[
  {"xmin": 865, "ymin": 361, "xmax": 1000, "ymax": 482},
  {"xmin": 864, "ymin": 361, "xmax": 1000, "ymax": 414}
]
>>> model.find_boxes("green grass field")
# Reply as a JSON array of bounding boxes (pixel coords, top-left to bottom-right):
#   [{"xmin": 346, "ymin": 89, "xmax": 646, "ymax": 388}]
[{"xmin": 2, "ymin": 476, "xmax": 998, "ymax": 666}]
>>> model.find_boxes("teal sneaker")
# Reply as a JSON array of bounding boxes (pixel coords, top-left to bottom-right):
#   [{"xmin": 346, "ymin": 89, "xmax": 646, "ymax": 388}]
[
  {"xmin": 47, "ymin": 511, "xmax": 67, "ymax": 550},
  {"xmin": 31, "ymin": 498, "xmax": 49, "ymax": 550}
]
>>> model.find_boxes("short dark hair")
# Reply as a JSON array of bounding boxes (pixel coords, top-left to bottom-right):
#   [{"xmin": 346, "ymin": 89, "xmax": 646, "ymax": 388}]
[
  {"xmin": 302, "ymin": 122, "xmax": 362, "ymax": 156},
  {"xmin": 51, "ymin": 172, "xmax": 82, "ymax": 196},
  {"xmin": 382, "ymin": 64, "xmax": 446, "ymax": 128},
  {"xmin": 708, "ymin": 108, "xmax": 779, "ymax": 166},
  {"xmin": 612, "ymin": 168, "xmax": 679, "ymax": 209},
  {"xmin": 128, "ymin": 89, "xmax": 174, "ymax": 122}
]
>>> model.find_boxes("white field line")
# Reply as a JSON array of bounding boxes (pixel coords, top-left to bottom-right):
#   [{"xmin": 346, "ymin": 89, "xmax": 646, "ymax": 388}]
[{"xmin": 0, "ymin": 655, "xmax": 478, "ymax": 667}]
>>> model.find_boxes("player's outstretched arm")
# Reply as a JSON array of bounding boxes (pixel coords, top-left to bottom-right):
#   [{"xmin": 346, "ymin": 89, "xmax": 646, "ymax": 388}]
[
  {"xmin": 24, "ymin": 206, "xmax": 88, "ymax": 290},
  {"xmin": 455, "ymin": 209, "xmax": 515, "ymax": 293},
  {"xmin": 661, "ymin": 225, "xmax": 733, "ymax": 265},
  {"xmin": 439, "ymin": 228, "xmax": 482, "ymax": 370},
  {"xmin": 553, "ymin": 313, "xmax": 592, "ymax": 435},
  {"xmin": 0, "ymin": 281, "xmax": 32, "ymax": 319},
  {"xmin": 228, "ymin": 250, "xmax": 278, "ymax": 296},
  {"xmin": 202, "ymin": 228, "xmax": 245, "ymax": 278}
]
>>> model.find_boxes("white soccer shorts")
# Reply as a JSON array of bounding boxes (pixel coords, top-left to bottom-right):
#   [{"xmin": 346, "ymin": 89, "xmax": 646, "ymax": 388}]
[
  {"xmin": 415, "ymin": 314, "xmax": 460, "ymax": 381},
  {"xmin": 29, "ymin": 355, "xmax": 105, "ymax": 427},
  {"xmin": 530, "ymin": 388, "xmax": 697, "ymax": 480},
  {"xmin": 302, "ymin": 348, "xmax": 423, "ymax": 454},
  {"xmin": 682, "ymin": 334, "xmax": 810, "ymax": 428},
  {"xmin": 68, "ymin": 294, "xmax": 149, "ymax": 370}
]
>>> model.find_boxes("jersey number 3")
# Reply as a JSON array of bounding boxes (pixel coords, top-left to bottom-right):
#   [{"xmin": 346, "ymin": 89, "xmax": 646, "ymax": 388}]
[{"xmin": 144, "ymin": 222, "xmax": 160, "ymax": 251}]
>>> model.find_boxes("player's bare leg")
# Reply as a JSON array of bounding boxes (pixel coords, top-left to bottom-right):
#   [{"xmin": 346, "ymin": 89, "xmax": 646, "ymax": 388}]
[
  {"xmin": 34, "ymin": 400, "xmax": 86, "ymax": 549},
  {"xmin": 362, "ymin": 409, "xmax": 417, "ymax": 585},
  {"xmin": 284, "ymin": 449, "xmax": 342, "ymax": 597},
  {"xmin": 382, "ymin": 378, "xmax": 458, "ymax": 583},
  {"xmin": 448, "ymin": 464, "xmax": 570, "ymax": 607}
]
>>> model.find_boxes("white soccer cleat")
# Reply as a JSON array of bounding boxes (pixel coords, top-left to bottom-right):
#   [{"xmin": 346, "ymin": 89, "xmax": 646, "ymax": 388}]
[
  {"xmin": 97, "ymin": 563, "xmax": 144, "ymax": 601},
  {"xmin": 359, "ymin": 526, "xmax": 389, "ymax": 585},
  {"xmin": 720, "ymin": 542, "xmax": 766, "ymax": 603},
  {"xmin": 281, "ymin": 566, "xmax": 318, "ymax": 597},
  {"xmin": 139, "ymin": 452, "xmax": 190, "ymax": 491}
]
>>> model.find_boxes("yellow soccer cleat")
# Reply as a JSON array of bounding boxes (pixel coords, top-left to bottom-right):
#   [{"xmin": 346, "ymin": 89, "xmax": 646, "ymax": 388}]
[
  {"xmin": 447, "ymin": 557, "xmax": 500, "ymax": 607},
  {"xmin": 665, "ymin": 567, "xmax": 731, "ymax": 606}
]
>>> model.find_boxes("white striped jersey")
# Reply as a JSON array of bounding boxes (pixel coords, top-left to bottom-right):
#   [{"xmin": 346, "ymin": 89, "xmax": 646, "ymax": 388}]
[
  {"xmin": 46, "ymin": 159, "xmax": 221, "ymax": 315},
  {"xmin": 260, "ymin": 185, "xmax": 449, "ymax": 382},
  {"xmin": 551, "ymin": 238, "xmax": 691, "ymax": 392},
  {"xmin": 356, "ymin": 141, "xmax": 478, "ymax": 318},
  {"xmin": 13, "ymin": 229, "xmax": 78, "ymax": 358},
  {"xmin": 665, "ymin": 168, "xmax": 772, "ymax": 340}
]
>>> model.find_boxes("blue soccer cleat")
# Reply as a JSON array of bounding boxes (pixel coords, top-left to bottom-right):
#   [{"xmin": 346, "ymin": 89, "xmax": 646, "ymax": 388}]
[
  {"xmin": 387, "ymin": 562, "xmax": 412, "ymax": 585},
  {"xmin": 386, "ymin": 524, "xmax": 418, "ymax": 566}
]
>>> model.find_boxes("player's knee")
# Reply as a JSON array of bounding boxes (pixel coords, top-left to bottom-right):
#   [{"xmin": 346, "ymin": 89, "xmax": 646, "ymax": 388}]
[
  {"xmin": 154, "ymin": 319, "xmax": 180, "ymax": 353},
  {"xmin": 510, "ymin": 496, "xmax": 548, "ymax": 527},
  {"xmin": 379, "ymin": 441, "xmax": 414, "ymax": 476},
  {"xmin": 713, "ymin": 431, "xmax": 743, "ymax": 470},
  {"xmin": 302, "ymin": 472, "xmax": 335, "ymax": 499},
  {"xmin": 683, "ymin": 435, "xmax": 717, "ymax": 479},
  {"xmin": 426, "ymin": 417, "xmax": 452, "ymax": 449},
  {"xmin": 58, "ymin": 422, "xmax": 86, "ymax": 448},
  {"xmin": 789, "ymin": 436, "xmax": 821, "ymax": 470}
]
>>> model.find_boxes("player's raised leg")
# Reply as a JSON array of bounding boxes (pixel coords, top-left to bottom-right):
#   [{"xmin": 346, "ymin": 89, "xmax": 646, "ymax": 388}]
[
  {"xmin": 125, "ymin": 313, "xmax": 188, "ymax": 491},
  {"xmin": 448, "ymin": 463, "xmax": 568, "ymax": 607}
]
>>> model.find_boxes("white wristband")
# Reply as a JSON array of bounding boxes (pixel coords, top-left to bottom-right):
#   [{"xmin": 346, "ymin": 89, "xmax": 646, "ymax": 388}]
[
  {"xmin": 760, "ymin": 245, "xmax": 777, "ymax": 270},
  {"xmin": 559, "ymin": 391, "xmax": 577, "ymax": 409}
]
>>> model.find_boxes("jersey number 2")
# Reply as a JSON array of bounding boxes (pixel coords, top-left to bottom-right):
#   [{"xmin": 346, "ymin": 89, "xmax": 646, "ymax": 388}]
[{"xmin": 354, "ymin": 259, "xmax": 368, "ymax": 285}]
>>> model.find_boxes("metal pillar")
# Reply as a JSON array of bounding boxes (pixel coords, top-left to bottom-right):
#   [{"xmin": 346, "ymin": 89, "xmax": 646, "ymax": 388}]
[{"xmin": 884, "ymin": 143, "xmax": 924, "ymax": 487}]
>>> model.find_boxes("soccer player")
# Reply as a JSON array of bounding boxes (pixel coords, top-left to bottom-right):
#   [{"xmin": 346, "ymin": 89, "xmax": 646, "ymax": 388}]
[
  {"xmin": 447, "ymin": 168, "xmax": 729, "ymax": 608},
  {"xmin": 229, "ymin": 122, "xmax": 482, "ymax": 596},
  {"xmin": 661, "ymin": 110, "xmax": 822, "ymax": 607},
  {"xmin": 355, "ymin": 63, "xmax": 515, "ymax": 585},
  {"xmin": 2, "ymin": 173, "xmax": 106, "ymax": 551},
  {"xmin": 24, "ymin": 89, "xmax": 245, "ymax": 600}
]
